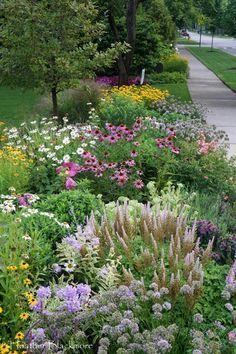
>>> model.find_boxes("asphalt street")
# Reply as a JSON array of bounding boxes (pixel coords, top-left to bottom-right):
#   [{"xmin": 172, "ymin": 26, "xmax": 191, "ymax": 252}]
[{"xmin": 187, "ymin": 31, "xmax": 236, "ymax": 56}]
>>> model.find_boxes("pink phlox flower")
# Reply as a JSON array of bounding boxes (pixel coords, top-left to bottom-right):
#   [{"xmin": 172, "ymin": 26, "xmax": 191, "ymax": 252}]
[{"xmin": 65, "ymin": 177, "xmax": 77, "ymax": 190}]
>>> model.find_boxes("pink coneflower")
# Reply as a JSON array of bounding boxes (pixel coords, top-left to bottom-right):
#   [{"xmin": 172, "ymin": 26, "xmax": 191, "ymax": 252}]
[
  {"xmin": 125, "ymin": 160, "xmax": 135, "ymax": 167},
  {"xmin": 126, "ymin": 133, "xmax": 134, "ymax": 141},
  {"xmin": 107, "ymin": 135, "xmax": 118, "ymax": 144},
  {"xmin": 118, "ymin": 176, "xmax": 128, "ymax": 186},
  {"xmin": 133, "ymin": 141, "xmax": 140, "ymax": 146},
  {"xmin": 95, "ymin": 171, "xmax": 103, "ymax": 177},
  {"xmin": 130, "ymin": 150, "xmax": 138, "ymax": 157},
  {"xmin": 171, "ymin": 147, "xmax": 180, "ymax": 154},
  {"xmin": 134, "ymin": 179, "xmax": 144, "ymax": 189},
  {"xmin": 81, "ymin": 151, "xmax": 92, "ymax": 159}
]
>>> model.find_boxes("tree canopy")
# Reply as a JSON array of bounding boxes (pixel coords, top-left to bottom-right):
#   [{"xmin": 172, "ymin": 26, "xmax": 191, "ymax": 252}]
[{"xmin": 0, "ymin": 0, "xmax": 126, "ymax": 116}]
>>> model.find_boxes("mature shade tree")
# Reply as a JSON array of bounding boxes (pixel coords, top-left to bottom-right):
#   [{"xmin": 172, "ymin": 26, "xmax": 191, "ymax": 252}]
[
  {"xmin": 133, "ymin": 0, "xmax": 175, "ymax": 72},
  {"xmin": 165, "ymin": 0, "xmax": 195, "ymax": 29},
  {"xmin": 0, "ymin": 0, "xmax": 126, "ymax": 117},
  {"xmin": 195, "ymin": 0, "xmax": 223, "ymax": 48},
  {"xmin": 98, "ymin": 0, "xmax": 175, "ymax": 85},
  {"xmin": 223, "ymin": 0, "xmax": 236, "ymax": 36}
]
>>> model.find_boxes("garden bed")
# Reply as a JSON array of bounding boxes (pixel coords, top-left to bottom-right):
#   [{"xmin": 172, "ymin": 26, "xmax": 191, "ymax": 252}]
[{"xmin": 0, "ymin": 77, "xmax": 236, "ymax": 353}]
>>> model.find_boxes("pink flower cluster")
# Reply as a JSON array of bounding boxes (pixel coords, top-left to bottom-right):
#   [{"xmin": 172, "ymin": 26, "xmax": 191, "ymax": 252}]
[
  {"xmin": 56, "ymin": 120, "xmax": 145, "ymax": 190},
  {"xmin": 56, "ymin": 120, "xmax": 181, "ymax": 191},
  {"xmin": 155, "ymin": 127, "xmax": 180, "ymax": 154},
  {"xmin": 197, "ymin": 132, "xmax": 217, "ymax": 155}
]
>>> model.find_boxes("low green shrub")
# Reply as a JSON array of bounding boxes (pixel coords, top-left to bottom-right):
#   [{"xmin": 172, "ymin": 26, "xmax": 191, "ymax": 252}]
[
  {"xmin": 163, "ymin": 54, "xmax": 189, "ymax": 74},
  {"xmin": 98, "ymin": 94, "xmax": 159, "ymax": 127},
  {"xmin": 21, "ymin": 188, "xmax": 104, "ymax": 244},
  {"xmin": 36, "ymin": 188, "xmax": 103, "ymax": 225},
  {"xmin": 148, "ymin": 71, "xmax": 187, "ymax": 84}
]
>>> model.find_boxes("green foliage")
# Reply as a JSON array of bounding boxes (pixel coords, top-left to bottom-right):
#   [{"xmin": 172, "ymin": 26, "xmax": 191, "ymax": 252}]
[
  {"xmin": 223, "ymin": 0, "xmax": 236, "ymax": 36},
  {"xmin": 148, "ymin": 72, "xmax": 187, "ymax": 84},
  {"xmin": 0, "ymin": 215, "xmax": 53, "ymax": 340},
  {"xmin": 132, "ymin": 0, "xmax": 176, "ymax": 73},
  {"xmin": 0, "ymin": 0, "xmax": 126, "ymax": 114},
  {"xmin": 98, "ymin": 95, "xmax": 159, "ymax": 127},
  {"xmin": 21, "ymin": 188, "xmax": 103, "ymax": 244},
  {"xmin": 28, "ymin": 164, "xmax": 64, "ymax": 194},
  {"xmin": 165, "ymin": 141, "xmax": 236, "ymax": 197},
  {"xmin": 165, "ymin": 0, "xmax": 196, "ymax": 28},
  {"xmin": 36, "ymin": 188, "xmax": 103, "ymax": 226},
  {"xmin": 194, "ymin": 262, "xmax": 231, "ymax": 325},
  {"xmin": 36, "ymin": 81, "xmax": 103, "ymax": 124},
  {"xmin": 163, "ymin": 54, "xmax": 189, "ymax": 74}
]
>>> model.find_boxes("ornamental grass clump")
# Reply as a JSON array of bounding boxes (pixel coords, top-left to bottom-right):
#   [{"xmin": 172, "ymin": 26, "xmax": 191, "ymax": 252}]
[{"xmin": 55, "ymin": 200, "xmax": 214, "ymax": 303}]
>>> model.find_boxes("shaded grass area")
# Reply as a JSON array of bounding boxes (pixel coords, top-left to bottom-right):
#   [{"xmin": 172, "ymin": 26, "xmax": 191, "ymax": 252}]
[
  {"xmin": 177, "ymin": 37, "xmax": 199, "ymax": 45},
  {"xmin": 0, "ymin": 82, "xmax": 191, "ymax": 127},
  {"xmin": 187, "ymin": 47, "xmax": 236, "ymax": 92},
  {"xmin": 154, "ymin": 83, "xmax": 191, "ymax": 102},
  {"xmin": 0, "ymin": 87, "xmax": 39, "ymax": 126}
]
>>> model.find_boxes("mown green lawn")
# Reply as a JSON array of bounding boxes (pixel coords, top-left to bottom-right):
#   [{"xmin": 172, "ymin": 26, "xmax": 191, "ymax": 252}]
[
  {"xmin": 0, "ymin": 81, "xmax": 191, "ymax": 128},
  {"xmin": 177, "ymin": 37, "xmax": 199, "ymax": 45},
  {"xmin": 187, "ymin": 47, "xmax": 236, "ymax": 92},
  {"xmin": 0, "ymin": 87, "xmax": 39, "ymax": 126},
  {"xmin": 154, "ymin": 83, "xmax": 191, "ymax": 101}
]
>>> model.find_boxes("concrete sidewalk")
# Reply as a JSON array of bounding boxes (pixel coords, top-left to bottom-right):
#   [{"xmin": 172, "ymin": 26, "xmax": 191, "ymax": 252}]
[{"xmin": 180, "ymin": 48, "xmax": 236, "ymax": 156}]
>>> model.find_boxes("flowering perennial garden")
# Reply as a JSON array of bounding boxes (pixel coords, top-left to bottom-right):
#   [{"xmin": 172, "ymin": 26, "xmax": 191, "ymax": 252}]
[{"xmin": 0, "ymin": 84, "xmax": 236, "ymax": 354}]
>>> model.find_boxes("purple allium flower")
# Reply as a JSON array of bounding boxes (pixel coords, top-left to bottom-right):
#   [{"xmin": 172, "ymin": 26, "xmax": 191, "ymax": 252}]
[
  {"xmin": 162, "ymin": 302, "xmax": 172, "ymax": 311},
  {"xmin": 76, "ymin": 283, "xmax": 91, "ymax": 296},
  {"xmin": 157, "ymin": 339, "xmax": 171, "ymax": 352},
  {"xmin": 193, "ymin": 313, "xmax": 203, "ymax": 323},
  {"xmin": 180, "ymin": 284, "xmax": 193, "ymax": 295},
  {"xmin": 225, "ymin": 303, "xmax": 234, "ymax": 312}
]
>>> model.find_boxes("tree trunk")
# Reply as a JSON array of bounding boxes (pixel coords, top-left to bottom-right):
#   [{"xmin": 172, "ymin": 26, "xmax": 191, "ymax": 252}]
[
  {"xmin": 51, "ymin": 87, "xmax": 58, "ymax": 118},
  {"xmin": 199, "ymin": 26, "xmax": 202, "ymax": 47},
  {"xmin": 108, "ymin": 11, "xmax": 128, "ymax": 86},
  {"xmin": 211, "ymin": 29, "xmax": 215, "ymax": 50},
  {"xmin": 108, "ymin": 1, "xmax": 139, "ymax": 87},
  {"xmin": 122, "ymin": 0, "xmax": 139, "ymax": 85}
]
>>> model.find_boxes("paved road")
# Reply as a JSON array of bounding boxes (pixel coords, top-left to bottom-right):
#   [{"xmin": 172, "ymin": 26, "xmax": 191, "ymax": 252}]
[
  {"xmin": 187, "ymin": 31, "xmax": 236, "ymax": 56},
  {"xmin": 180, "ymin": 48, "xmax": 236, "ymax": 157}
]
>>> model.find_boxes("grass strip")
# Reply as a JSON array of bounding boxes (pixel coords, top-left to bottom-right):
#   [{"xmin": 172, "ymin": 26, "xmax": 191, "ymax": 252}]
[
  {"xmin": 187, "ymin": 47, "xmax": 236, "ymax": 92},
  {"xmin": 0, "ymin": 87, "xmax": 39, "ymax": 126},
  {"xmin": 154, "ymin": 83, "xmax": 191, "ymax": 101}
]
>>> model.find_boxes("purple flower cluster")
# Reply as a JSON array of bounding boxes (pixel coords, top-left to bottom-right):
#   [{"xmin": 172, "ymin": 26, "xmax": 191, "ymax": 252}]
[
  {"xmin": 31, "ymin": 283, "xmax": 91, "ymax": 314},
  {"xmin": 95, "ymin": 76, "xmax": 146, "ymax": 86},
  {"xmin": 153, "ymin": 96, "xmax": 206, "ymax": 121},
  {"xmin": 196, "ymin": 220, "xmax": 219, "ymax": 245}
]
